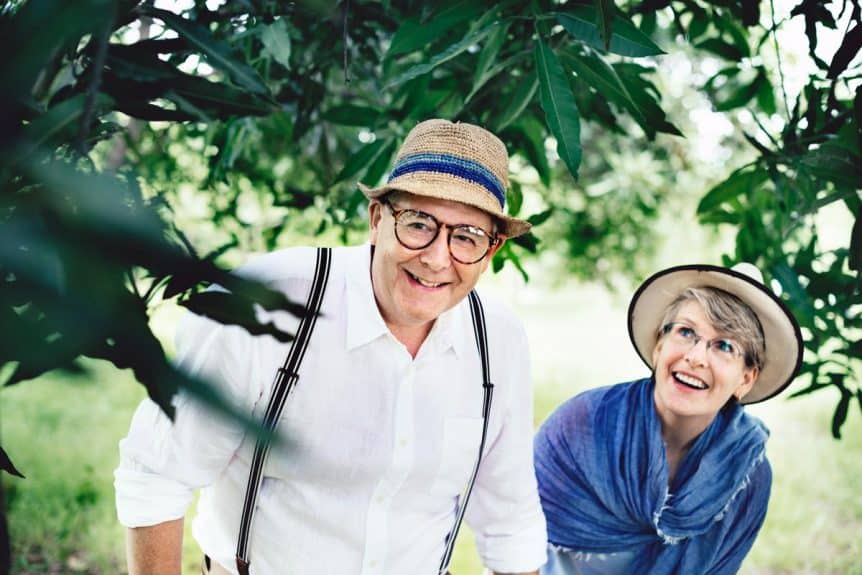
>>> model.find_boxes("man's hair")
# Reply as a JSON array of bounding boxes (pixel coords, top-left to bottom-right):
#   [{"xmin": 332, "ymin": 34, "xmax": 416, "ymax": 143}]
[{"xmin": 656, "ymin": 286, "xmax": 766, "ymax": 371}]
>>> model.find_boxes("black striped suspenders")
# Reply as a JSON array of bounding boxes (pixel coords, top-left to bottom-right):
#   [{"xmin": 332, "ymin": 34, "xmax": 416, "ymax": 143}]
[
  {"xmin": 438, "ymin": 290, "xmax": 494, "ymax": 575},
  {"xmin": 234, "ymin": 247, "xmax": 493, "ymax": 575},
  {"xmin": 235, "ymin": 247, "xmax": 332, "ymax": 575}
]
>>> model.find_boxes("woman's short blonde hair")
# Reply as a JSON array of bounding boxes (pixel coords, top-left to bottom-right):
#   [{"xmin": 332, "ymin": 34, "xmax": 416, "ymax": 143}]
[{"xmin": 656, "ymin": 286, "xmax": 766, "ymax": 371}]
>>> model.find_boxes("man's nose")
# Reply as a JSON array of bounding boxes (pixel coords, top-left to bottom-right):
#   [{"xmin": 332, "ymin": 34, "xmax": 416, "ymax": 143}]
[{"xmin": 418, "ymin": 228, "xmax": 452, "ymax": 271}]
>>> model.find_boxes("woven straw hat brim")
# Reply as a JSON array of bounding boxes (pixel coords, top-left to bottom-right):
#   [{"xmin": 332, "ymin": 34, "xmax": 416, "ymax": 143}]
[
  {"xmin": 360, "ymin": 179, "xmax": 532, "ymax": 238},
  {"xmin": 627, "ymin": 264, "xmax": 803, "ymax": 404}
]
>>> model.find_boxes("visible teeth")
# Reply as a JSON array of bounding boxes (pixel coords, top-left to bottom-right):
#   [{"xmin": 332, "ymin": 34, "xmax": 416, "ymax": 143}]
[
  {"xmin": 675, "ymin": 372, "xmax": 708, "ymax": 389},
  {"xmin": 410, "ymin": 272, "xmax": 442, "ymax": 288}
]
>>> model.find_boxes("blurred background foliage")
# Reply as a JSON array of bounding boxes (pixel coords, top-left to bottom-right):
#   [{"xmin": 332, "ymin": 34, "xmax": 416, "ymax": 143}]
[{"xmin": 0, "ymin": 0, "xmax": 860, "ymax": 572}]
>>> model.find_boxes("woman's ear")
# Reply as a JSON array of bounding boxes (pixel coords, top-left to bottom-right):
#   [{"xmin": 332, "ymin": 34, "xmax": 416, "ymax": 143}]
[{"xmin": 734, "ymin": 367, "xmax": 759, "ymax": 400}]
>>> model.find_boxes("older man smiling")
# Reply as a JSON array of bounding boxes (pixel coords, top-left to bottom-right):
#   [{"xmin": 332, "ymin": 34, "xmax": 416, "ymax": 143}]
[{"xmin": 116, "ymin": 119, "xmax": 547, "ymax": 575}]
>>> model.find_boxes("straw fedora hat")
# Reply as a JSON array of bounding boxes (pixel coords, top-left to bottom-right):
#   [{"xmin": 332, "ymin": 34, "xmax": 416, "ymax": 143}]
[
  {"xmin": 359, "ymin": 118, "xmax": 531, "ymax": 238},
  {"xmin": 627, "ymin": 263, "xmax": 803, "ymax": 404}
]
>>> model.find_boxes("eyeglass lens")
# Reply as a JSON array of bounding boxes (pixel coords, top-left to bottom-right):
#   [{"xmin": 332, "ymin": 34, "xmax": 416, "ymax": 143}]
[
  {"xmin": 666, "ymin": 323, "xmax": 742, "ymax": 362},
  {"xmin": 391, "ymin": 207, "xmax": 493, "ymax": 264}
]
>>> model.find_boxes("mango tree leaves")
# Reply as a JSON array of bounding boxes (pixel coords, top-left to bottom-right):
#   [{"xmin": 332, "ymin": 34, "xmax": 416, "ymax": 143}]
[
  {"xmin": 386, "ymin": 11, "xmax": 500, "ymax": 88},
  {"xmin": 386, "ymin": 0, "xmax": 485, "ymax": 57},
  {"xmin": 697, "ymin": 164, "xmax": 769, "ymax": 214},
  {"xmin": 0, "ymin": 447, "xmax": 23, "ymax": 478},
  {"xmin": 535, "ymin": 39, "xmax": 582, "ymax": 180},
  {"xmin": 556, "ymin": 7, "xmax": 664, "ymax": 57},
  {"xmin": 594, "ymin": 0, "xmax": 616, "ymax": 51},
  {"xmin": 850, "ymin": 204, "xmax": 862, "ymax": 272},
  {"xmin": 494, "ymin": 72, "xmax": 538, "ymax": 132},
  {"xmin": 260, "ymin": 19, "xmax": 292, "ymax": 71},
  {"xmin": 139, "ymin": 6, "xmax": 272, "ymax": 97}
]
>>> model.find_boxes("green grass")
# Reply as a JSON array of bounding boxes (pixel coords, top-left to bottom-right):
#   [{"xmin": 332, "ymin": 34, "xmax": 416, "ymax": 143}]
[{"xmin": 2, "ymin": 285, "xmax": 861, "ymax": 574}]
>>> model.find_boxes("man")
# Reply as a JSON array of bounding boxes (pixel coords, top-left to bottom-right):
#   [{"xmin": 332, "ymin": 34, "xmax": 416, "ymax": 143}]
[{"xmin": 115, "ymin": 119, "xmax": 547, "ymax": 575}]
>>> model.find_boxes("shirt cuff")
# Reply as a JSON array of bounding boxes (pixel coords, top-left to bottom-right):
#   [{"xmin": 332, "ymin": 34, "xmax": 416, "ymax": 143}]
[
  {"xmin": 476, "ymin": 520, "xmax": 548, "ymax": 573},
  {"xmin": 114, "ymin": 464, "xmax": 195, "ymax": 527}
]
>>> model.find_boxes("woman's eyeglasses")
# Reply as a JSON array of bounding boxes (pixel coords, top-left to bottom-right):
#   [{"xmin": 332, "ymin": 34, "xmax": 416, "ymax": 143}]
[{"xmin": 662, "ymin": 322, "xmax": 745, "ymax": 364}]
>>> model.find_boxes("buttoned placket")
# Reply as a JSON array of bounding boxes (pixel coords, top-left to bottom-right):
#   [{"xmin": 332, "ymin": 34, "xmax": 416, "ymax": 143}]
[{"xmin": 360, "ymin": 359, "xmax": 416, "ymax": 574}]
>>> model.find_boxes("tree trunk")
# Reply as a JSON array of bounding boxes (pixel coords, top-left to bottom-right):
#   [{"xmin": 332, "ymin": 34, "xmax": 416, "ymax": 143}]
[{"xmin": 0, "ymin": 477, "xmax": 10, "ymax": 575}]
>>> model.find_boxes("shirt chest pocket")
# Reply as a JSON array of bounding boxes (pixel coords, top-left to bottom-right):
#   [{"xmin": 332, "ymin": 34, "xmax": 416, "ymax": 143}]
[{"xmin": 428, "ymin": 417, "xmax": 485, "ymax": 500}]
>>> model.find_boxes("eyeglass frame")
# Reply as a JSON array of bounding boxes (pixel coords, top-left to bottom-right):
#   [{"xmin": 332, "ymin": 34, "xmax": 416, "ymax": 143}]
[
  {"xmin": 660, "ymin": 322, "xmax": 749, "ymax": 364},
  {"xmin": 380, "ymin": 198, "xmax": 500, "ymax": 265}
]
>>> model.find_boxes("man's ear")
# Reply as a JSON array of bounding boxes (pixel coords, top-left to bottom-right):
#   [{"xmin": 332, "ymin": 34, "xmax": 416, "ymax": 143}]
[
  {"xmin": 368, "ymin": 200, "xmax": 383, "ymax": 245},
  {"xmin": 488, "ymin": 235, "xmax": 507, "ymax": 258}
]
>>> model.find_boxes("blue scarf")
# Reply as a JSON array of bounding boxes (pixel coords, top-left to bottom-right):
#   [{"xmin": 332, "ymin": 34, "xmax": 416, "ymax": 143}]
[{"xmin": 534, "ymin": 377, "xmax": 772, "ymax": 575}]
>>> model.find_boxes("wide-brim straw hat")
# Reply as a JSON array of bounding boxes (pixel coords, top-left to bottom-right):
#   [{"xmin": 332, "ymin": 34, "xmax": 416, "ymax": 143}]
[
  {"xmin": 359, "ymin": 118, "xmax": 531, "ymax": 238},
  {"xmin": 627, "ymin": 263, "xmax": 803, "ymax": 404}
]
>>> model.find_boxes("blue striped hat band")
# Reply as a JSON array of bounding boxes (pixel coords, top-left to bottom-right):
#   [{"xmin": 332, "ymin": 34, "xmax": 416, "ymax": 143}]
[{"xmin": 387, "ymin": 152, "xmax": 506, "ymax": 209}]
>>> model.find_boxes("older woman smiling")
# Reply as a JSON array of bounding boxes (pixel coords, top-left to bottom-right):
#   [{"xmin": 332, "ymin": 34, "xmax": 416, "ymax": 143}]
[{"xmin": 534, "ymin": 263, "xmax": 803, "ymax": 575}]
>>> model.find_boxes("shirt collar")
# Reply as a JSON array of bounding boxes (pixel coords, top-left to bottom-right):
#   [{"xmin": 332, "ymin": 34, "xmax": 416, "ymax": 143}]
[
  {"xmin": 345, "ymin": 244, "xmax": 390, "ymax": 351},
  {"xmin": 344, "ymin": 243, "xmax": 472, "ymax": 358}
]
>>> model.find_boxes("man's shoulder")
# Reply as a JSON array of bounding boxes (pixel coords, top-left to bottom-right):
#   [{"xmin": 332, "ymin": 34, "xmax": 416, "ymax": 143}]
[
  {"xmin": 471, "ymin": 289, "xmax": 524, "ymax": 332},
  {"xmin": 235, "ymin": 244, "xmax": 363, "ymax": 285}
]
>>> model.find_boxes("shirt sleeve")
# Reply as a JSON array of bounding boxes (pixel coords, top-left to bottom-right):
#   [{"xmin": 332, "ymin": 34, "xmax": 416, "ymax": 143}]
[
  {"xmin": 465, "ymin": 320, "xmax": 548, "ymax": 573},
  {"xmin": 114, "ymin": 309, "xmax": 265, "ymax": 527}
]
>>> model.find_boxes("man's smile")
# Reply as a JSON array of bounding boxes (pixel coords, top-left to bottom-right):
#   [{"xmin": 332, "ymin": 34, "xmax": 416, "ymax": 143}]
[{"xmin": 405, "ymin": 269, "xmax": 451, "ymax": 289}]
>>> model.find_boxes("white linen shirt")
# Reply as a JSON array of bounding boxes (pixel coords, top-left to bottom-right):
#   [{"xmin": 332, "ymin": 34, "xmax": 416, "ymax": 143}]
[{"xmin": 115, "ymin": 244, "xmax": 547, "ymax": 575}]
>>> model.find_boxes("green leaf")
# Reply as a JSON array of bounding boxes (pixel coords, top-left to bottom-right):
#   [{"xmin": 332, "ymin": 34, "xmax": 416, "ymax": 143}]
[
  {"xmin": 556, "ymin": 8, "xmax": 664, "ymax": 57},
  {"xmin": 697, "ymin": 164, "xmax": 768, "ymax": 214},
  {"xmin": 788, "ymin": 381, "xmax": 831, "ymax": 398},
  {"xmin": 527, "ymin": 208, "xmax": 553, "ymax": 226},
  {"xmin": 334, "ymin": 139, "xmax": 388, "ymax": 184},
  {"xmin": 142, "ymin": 6, "xmax": 271, "ymax": 97},
  {"xmin": 770, "ymin": 262, "xmax": 817, "ymax": 330},
  {"xmin": 535, "ymin": 39, "xmax": 581, "ymax": 180},
  {"xmin": 615, "ymin": 63, "xmax": 682, "ymax": 137},
  {"xmin": 0, "ymin": 445, "xmax": 24, "ymax": 478},
  {"xmin": 832, "ymin": 386, "xmax": 851, "ymax": 439},
  {"xmin": 594, "ymin": 0, "xmax": 616, "ymax": 51},
  {"xmin": 507, "ymin": 180, "xmax": 524, "ymax": 217},
  {"xmin": 756, "ymin": 73, "xmax": 777, "ymax": 115},
  {"xmin": 494, "ymin": 72, "xmax": 538, "ymax": 131},
  {"xmin": 181, "ymin": 291, "xmax": 295, "ymax": 343},
  {"xmin": 166, "ymin": 75, "xmax": 276, "ymax": 117},
  {"xmin": 260, "ymin": 19, "xmax": 292, "ymax": 70},
  {"xmin": 8, "ymin": 93, "xmax": 113, "ymax": 168},
  {"xmin": 512, "ymin": 232, "xmax": 539, "ymax": 253},
  {"xmin": 465, "ymin": 23, "xmax": 511, "ymax": 103},
  {"xmin": 827, "ymin": 22, "xmax": 862, "ymax": 80},
  {"xmin": 849, "ymin": 205, "xmax": 862, "ymax": 272},
  {"xmin": 321, "ymin": 105, "xmax": 380, "ymax": 127},
  {"xmin": 695, "ymin": 37, "xmax": 745, "ymax": 61},
  {"xmin": 559, "ymin": 48, "xmax": 651, "ymax": 134},
  {"xmin": 386, "ymin": 15, "xmax": 500, "ymax": 88},
  {"xmin": 513, "ymin": 116, "xmax": 551, "ymax": 188},
  {"xmin": 361, "ymin": 139, "xmax": 396, "ymax": 187},
  {"xmin": 799, "ymin": 145, "xmax": 862, "ymax": 189},
  {"xmin": 714, "ymin": 72, "xmax": 764, "ymax": 112},
  {"xmin": 688, "ymin": 7, "xmax": 710, "ymax": 40},
  {"xmin": 387, "ymin": 0, "xmax": 485, "ymax": 56}
]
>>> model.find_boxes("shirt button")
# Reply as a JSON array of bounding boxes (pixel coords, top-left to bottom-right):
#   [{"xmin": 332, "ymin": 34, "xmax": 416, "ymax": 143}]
[
  {"xmin": 398, "ymin": 437, "xmax": 407, "ymax": 448},
  {"xmin": 368, "ymin": 559, "xmax": 378, "ymax": 568}
]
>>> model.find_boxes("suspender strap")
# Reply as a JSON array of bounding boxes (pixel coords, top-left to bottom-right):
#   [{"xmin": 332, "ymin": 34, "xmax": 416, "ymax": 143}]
[
  {"xmin": 437, "ymin": 289, "xmax": 494, "ymax": 575},
  {"xmin": 235, "ymin": 247, "xmax": 332, "ymax": 575}
]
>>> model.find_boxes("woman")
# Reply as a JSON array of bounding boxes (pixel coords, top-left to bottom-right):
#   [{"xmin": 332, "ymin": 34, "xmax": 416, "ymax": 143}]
[{"xmin": 534, "ymin": 263, "xmax": 803, "ymax": 575}]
